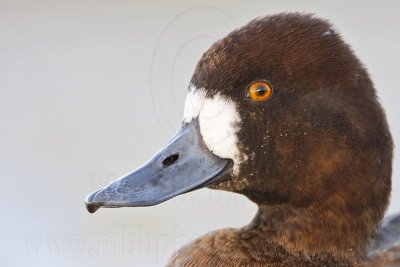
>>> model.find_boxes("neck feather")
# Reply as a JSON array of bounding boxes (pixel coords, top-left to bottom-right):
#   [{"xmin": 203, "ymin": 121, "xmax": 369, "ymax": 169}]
[{"xmin": 246, "ymin": 201, "xmax": 382, "ymax": 265}]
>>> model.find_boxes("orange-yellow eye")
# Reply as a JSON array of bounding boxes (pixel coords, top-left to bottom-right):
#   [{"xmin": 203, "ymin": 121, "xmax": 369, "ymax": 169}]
[{"xmin": 247, "ymin": 81, "xmax": 273, "ymax": 101}]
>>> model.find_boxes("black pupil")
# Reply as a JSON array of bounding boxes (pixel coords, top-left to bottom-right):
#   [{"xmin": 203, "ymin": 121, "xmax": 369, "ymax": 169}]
[{"xmin": 256, "ymin": 86, "xmax": 266, "ymax": 95}]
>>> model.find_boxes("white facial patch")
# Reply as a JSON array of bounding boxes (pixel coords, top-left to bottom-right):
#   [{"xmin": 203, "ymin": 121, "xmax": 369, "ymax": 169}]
[
  {"xmin": 183, "ymin": 87, "xmax": 207, "ymax": 124},
  {"xmin": 183, "ymin": 85, "xmax": 244, "ymax": 175}
]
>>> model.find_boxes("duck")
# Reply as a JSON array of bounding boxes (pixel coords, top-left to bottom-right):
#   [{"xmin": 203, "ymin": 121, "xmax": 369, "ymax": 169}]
[{"xmin": 85, "ymin": 13, "xmax": 399, "ymax": 266}]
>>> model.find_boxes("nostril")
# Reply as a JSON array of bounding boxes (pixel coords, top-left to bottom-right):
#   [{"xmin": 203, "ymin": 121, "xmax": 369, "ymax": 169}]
[{"xmin": 162, "ymin": 154, "xmax": 179, "ymax": 167}]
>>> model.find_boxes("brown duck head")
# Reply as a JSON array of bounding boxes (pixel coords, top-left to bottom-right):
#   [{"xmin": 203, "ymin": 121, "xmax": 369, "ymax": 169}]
[{"xmin": 85, "ymin": 13, "xmax": 393, "ymax": 263}]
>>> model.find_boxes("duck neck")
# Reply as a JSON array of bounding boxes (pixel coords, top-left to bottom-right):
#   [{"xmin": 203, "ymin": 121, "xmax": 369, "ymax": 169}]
[{"xmin": 247, "ymin": 203, "xmax": 368, "ymax": 265}]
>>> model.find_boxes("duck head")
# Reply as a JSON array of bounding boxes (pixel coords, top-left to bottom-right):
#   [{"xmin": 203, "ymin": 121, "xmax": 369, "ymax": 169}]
[{"xmin": 86, "ymin": 13, "xmax": 393, "ymax": 261}]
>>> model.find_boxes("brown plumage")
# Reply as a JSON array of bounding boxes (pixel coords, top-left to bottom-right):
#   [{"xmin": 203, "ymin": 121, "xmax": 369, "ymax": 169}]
[{"xmin": 166, "ymin": 13, "xmax": 397, "ymax": 267}]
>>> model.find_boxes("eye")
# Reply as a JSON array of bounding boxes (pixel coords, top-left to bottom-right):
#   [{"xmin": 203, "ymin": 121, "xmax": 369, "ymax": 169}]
[{"xmin": 247, "ymin": 80, "xmax": 273, "ymax": 101}]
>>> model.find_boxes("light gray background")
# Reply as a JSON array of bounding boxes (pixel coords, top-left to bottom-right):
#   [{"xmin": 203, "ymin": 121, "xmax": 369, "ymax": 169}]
[{"xmin": 1, "ymin": 1, "xmax": 399, "ymax": 266}]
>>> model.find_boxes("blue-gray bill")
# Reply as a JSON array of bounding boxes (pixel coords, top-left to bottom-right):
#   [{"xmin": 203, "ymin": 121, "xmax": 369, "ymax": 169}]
[{"xmin": 85, "ymin": 119, "xmax": 232, "ymax": 213}]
